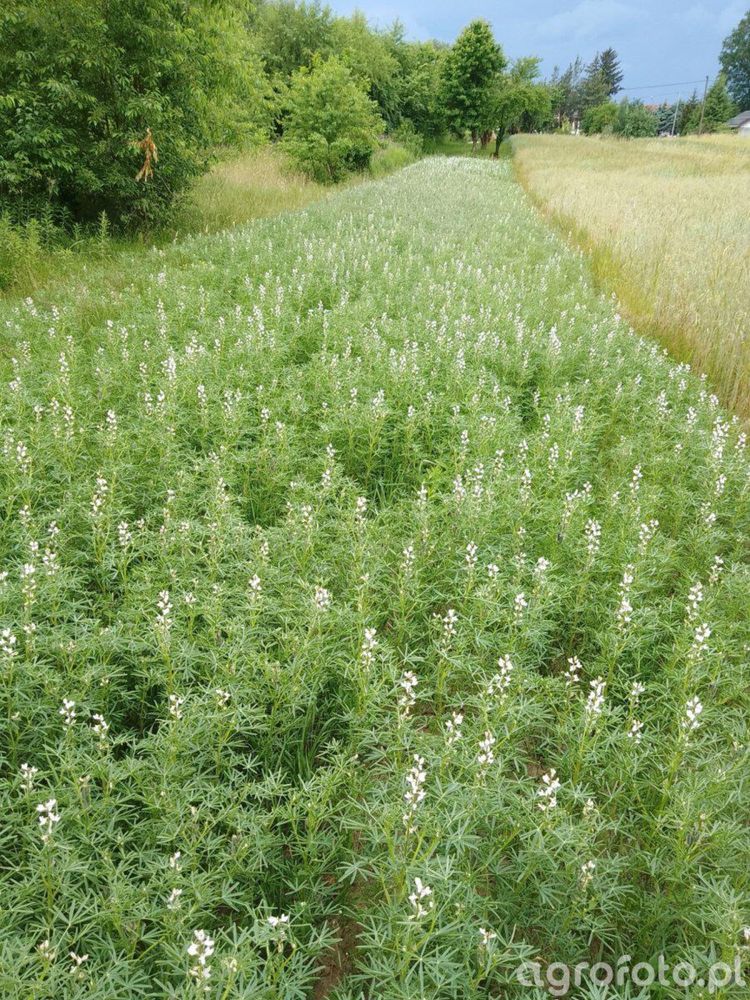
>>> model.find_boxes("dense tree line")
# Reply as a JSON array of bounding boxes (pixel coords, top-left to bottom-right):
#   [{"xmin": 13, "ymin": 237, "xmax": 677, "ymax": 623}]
[{"xmin": 0, "ymin": 1, "xmax": 747, "ymax": 231}]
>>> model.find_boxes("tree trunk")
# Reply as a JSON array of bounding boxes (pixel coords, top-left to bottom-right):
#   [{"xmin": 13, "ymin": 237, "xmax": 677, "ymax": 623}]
[{"xmin": 493, "ymin": 127, "xmax": 506, "ymax": 158}]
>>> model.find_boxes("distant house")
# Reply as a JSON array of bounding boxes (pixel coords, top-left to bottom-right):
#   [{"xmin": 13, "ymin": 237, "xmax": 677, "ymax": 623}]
[{"xmin": 727, "ymin": 110, "xmax": 750, "ymax": 136}]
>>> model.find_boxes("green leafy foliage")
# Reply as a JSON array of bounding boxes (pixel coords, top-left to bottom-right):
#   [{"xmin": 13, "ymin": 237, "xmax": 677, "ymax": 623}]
[
  {"xmin": 283, "ymin": 56, "xmax": 383, "ymax": 182},
  {"xmin": 0, "ymin": 158, "xmax": 748, "ymax": 997},
  {"xmin": 490, "ymin": 58, "xmax": 552, "ymax": 152},
  {"xmin": 441, "ymin": 20, "xmax": 505, "ymax": 142},
  {"xmin": 720, "ymin": 7, "xmax": 750, "ymax": 111},
  {"xmin": 612, "ymin": 100, "xmax": 658, "ymax": 138},
  {"xmin": 0, "ymin": 0, "xmax": 272, "ymax": 230},
  {"xmin": 582, "ymin": 102, "xmax": 619, "ymax": 135}
]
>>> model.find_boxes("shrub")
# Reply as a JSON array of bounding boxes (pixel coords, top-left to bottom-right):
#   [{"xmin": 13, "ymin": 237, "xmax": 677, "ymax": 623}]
[
  {"xmin": 612, "ymin": 100, "xmax": 658, "ymax": 138},
  {"xmin": 582, "ymin": 102, "xmax": 618, "ymax": 134},
  {"xmin": 283, "ymin": 56, "xmax": 383, "ymax": 183},
  {"xmin": 0, "ymin": 0, "xmax": 271, "ymax": 230}
]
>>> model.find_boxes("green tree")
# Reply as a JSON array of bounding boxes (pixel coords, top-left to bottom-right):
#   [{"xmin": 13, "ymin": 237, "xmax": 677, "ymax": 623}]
[
  {"xmin": 580, "ymin": 55, "xmax": 611, "ymax": 110},
  {"xmin": 720, "ymin": 8, "xmax": 750, "ymax": 110},
  {"xmin": 701, "ymin": 73, "xmax": 736, "ymax": 131},
  {"xmin": 599, "ymin": 48, "xmax": 624, "ymax": 95},
  {"xmin": 398, "ymin": 41, "xmax": 449, "ymax": 140},
  {"xmin": 0, "ymin": 0, "xmax": 268, "ymax": 229},
  {"xmin": 441, "ymin": 20, "xmax": 504, "ymax": 147},
  {"xmin": 330, "ymin": 13, "xmax": 402, "ymax": 128},
  {"xmin": 254, "ymin": 0, "xmax": 333, "ymax": 81},
  {"xmin": 489, "ymin": 58, "xmax": 551, "ymax": 154},
  {"xmin": 282, "ymin": 55, "xmax": 383, "ymax": 182},
  {"xmin": 676, "ymin": 90, "xmax": 700, "ymax": 134},
  {"xmin": 582, "ymin": 101, "xmax": 618, "ymax": 134},
  {"xmin": 612, "ymin": 99, "xmax": 658, "ymax": 138}
]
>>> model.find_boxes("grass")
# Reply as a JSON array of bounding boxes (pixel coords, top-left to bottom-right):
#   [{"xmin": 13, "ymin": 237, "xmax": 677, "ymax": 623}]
[
  {"xmin": 0, "ymin": 157, "xmax": 748, "ymax": 998},
  {"xmin": 0, "ymin": 141, "xmax": 415, "ymax": 298},
  {"xmin": 513, "ymin": 133, "xmax": 750, "ymax": 419},
  {"xmin": 171, "ymin": 146, "xmax": 329, "ymax": 237}
]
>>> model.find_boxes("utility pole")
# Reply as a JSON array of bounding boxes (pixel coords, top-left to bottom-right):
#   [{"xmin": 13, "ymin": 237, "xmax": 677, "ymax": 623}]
[
  {"xmin": 697, "ymin": 75, "xmax": 708, "ymax": 134},
  {"xmin": 671, "ymin": 96, "xmax": 680, "ymax": 136}
]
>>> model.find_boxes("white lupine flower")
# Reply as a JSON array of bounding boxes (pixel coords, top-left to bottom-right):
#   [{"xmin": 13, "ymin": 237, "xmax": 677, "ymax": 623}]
[
  {"xmin": 584, "ymin": 519, "xmax": 601, "ymax": 557},
  {"xmin": 360, "ymin": 627, "xmax": 377, "ymax": 668},
  {"xmin": 0, "ymin": 628, "xmax": 18, "ymax": 660},
  {"xmin": 478, "ymin": 927, "xmax": 497, "ymax": 948},
  {"xmin": 69, "ymin": 952, "xmax": 89, "ymax": 978},
  {"xmin": 91, "ymin": 713, "xmax": 109, "ymax": 742},
  {"xmin": 486, "ymin": 562, "xmax": 500, "ymax": 579},
  {"xmin": 169, "ymin": 851, "xmax": 182, "ymax": 871},
  {"xmin": 314, "ymin": 585, "xmax": 331, "ymax": 611},
  {"xmin": 398, "ymin": 671, "xmax": 418, "ymax": 722},
  {"xmin": 20, "ymin": 762, "xmax": 38, "ymax": 792},
  {"xmin": 168, "ymin": 694, "xmax": 184, "ymax": 720},
  {"xmin": 215, "ymin": 688, "xmax": 231, "ymax": 707},
  {"xmin": 155, "ymin": 590, "xmax": 173, "ymax": 633},
  {"xmin": 477, "ymin": 730, "xmax": 496, "ymax": 773},
  {"xmin": 708, "ymin": 555, "xmax": 723, "ymax": 584},
  {"xmin": 682, "ymin": 696, "xmax": 703, "ymax": 733},
  {"xmin": 630, "ymin": 464, "xmax": 642, "ymax": 494},
  {"xmin": 248, "ymin": 574, "xmax": 262, "ymax": 600},
  {"xmin": 403, "ymin": 755, "xmax": 427, "ymax": 834},
  {"xmin": 445, "ymin": 710, "xmax": 463, "ymax": 747},
  {"xmin": 188, "ymin": 929, "xmax": 215, "ymax": 989},
  {"xmin": 685, "ymin": 582, "xmax": 704, "ymax": 621},
  {"xmin": 442, "ymin": 608, "xmax": 458, "ymax": 639},
  {"xmin": 487, "ymin": 655, "xmax": 514, "ymax": 703},
  {"xmin": 585, "ymin": 677, "xmax": 606, "ymax": 718},
  {"xmin": 630, "ymin": 681, "xmax": 645, "ymax": 703},
  {"xmin": 465, "ymin": 541, "xmax": 478, "ymax": 570},
  {"xmin": 117, "ymin": 521, "xmax": 132, "ymax": 547},
  {"xmin": 37, "ymin": 939, "xmax": 56, "ymax": 961},
  {"xmin": 537, "ymin": 769, "xmax": 560, "ymax": 812},
  {"xmin": 59, "ymin": 699, "xmax": 76, "ymax": 727},
  {"xmin": 689, "ymin": 623, "xmax": 711, "ymax": 660},
  {"xmin": 90, "ymin": 476, "xmax": 108, "ymax": 518},
  {"xmin": 401, "ymin": 543, "xmax": 416, "ymax": 574},
  {"xmin": 408, "ymin": 878, "xmax": 433, "ymax": 920},
  {"xmin": 637, "ymin": 519, "xmax": 658, "ymax": 554},
  {"xmin": 167, "ymin": 888, "xmax": 183, "ymax": 910},
  {"xmin": 627, "ymin": 719, "xmax": 644, "ymax": 743},
  {"xmin": 580, "ymin": 859, "xmax": 596, "ymax": 889},
  {"xmin": 513, "ymin": 592, "xmax": 528, "ymax": 622},
  {"xmin": 37, "ymin": 798, "xmax": 61, "ymax": 842},
  {"xmin": 354, "ymin": 495, "xmax": 368, "ymax": 526},
  {"xmin": 564, "ymin": 656, "xmax": 582, "ymax": 687},
  {"xmin": 267, "ymin": 913, "xmax": 290, "ymax": 951},
  {"xmin": 617, "ymin": 565, "xmax": 635, "ymax": 627}
]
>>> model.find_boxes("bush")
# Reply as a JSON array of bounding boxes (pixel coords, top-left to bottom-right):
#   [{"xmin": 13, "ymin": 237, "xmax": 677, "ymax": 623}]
[
  {"xmin": 283, "ymin": 56, "xmax": 383, "ymax": 183},
  {"xmin": 0, "ymin": 1, "xmax": 271, "ymax": 231},
  {"xmin": 612, "ymin": 100, "xmax": 658, "ymax": 138},
  {"xmin": 582, "ymin": 102, "xmax": 618, "ymax": 135}
]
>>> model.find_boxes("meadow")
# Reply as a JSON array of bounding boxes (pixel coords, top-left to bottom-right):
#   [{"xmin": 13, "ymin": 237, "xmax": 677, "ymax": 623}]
[
  {"xmin": 0, "ymin": 157, "xmax": 749, "ymax": 998},
  {"xmin": 513, "ymin": 134, "xmax": 750, "ymax": 419}
]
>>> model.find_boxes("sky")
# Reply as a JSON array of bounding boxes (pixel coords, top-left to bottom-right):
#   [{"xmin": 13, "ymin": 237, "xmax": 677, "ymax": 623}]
[{"xmin": 326, "ymin": 0, "xmax": 747, "ymax": 104}]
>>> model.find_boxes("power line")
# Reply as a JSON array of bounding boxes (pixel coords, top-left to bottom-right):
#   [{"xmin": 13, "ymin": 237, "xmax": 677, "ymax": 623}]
[{"xmin": 618, "ymin": 79, "xmax": 706, "ymax": 92}]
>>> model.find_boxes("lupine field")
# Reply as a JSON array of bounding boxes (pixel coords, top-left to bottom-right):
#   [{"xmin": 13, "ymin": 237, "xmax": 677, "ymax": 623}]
[{"xmin": 1, "ymin": 158, "xmax": 749, "ymax": 998}]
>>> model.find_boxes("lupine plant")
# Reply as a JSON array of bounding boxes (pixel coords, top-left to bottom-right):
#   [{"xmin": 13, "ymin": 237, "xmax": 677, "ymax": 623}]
[{"xmin": 0, "ymin": 158, "xmax": 748, "ymax": 998}]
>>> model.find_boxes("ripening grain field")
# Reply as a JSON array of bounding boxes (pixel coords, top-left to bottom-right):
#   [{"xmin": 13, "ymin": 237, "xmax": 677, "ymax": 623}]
[
  {"xmin": 0, "ymin": 159, "xmax": 749, "ymax": 998},
  {"xmin": 514, "ymin": 134, "xmax": 750, "ymax": 419}
]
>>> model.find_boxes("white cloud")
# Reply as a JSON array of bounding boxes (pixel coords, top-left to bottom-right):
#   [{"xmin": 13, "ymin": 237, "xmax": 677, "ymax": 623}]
[{"xmin": 538, "ymin": 0, "xmax": 640, "ymax": 40}]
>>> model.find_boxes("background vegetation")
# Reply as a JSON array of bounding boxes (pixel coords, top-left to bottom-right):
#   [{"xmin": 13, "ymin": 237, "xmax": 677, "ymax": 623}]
[
  {"xmin": 0, "ymin": 156, "xmax": 747, "ymax": 999},
  {"xmin": 514, "ymin": 133, "xmax": 750, "ymax": 418}
]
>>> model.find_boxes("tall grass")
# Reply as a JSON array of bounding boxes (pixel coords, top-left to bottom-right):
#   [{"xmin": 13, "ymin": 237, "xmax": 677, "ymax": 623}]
[
  {"xmin": 0, "ymin": 158, "xmax": 748, "ymax": 997},
  {"xmin": 513, "ymin": 134, "xmax": 750, "ymax": 419},
  {"xmin": 172, "ymin": 146, "xmax": 329, "ymax": 236}
]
